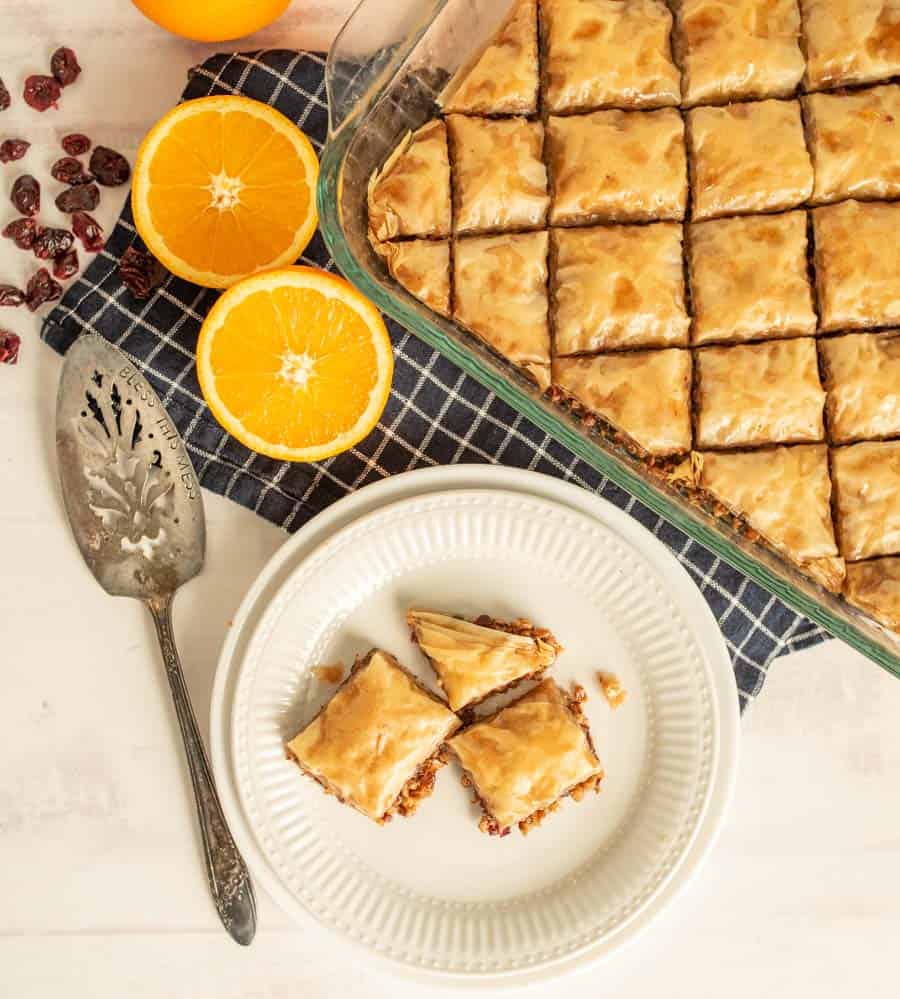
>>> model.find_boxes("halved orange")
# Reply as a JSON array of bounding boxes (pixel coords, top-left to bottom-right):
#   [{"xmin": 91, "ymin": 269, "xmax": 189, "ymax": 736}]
[
  {"xmin": 196, "ymin": 267, "xmax": 394, "ymax": 462},
  {"xmin": 132, "ymin": 95, "xmax": 319, "ymax": 289}
]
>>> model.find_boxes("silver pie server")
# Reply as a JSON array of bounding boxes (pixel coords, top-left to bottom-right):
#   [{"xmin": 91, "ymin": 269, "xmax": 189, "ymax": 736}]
[{"xmin": 55, "ymin": 333, "xmax": 256, "ymax": 946}]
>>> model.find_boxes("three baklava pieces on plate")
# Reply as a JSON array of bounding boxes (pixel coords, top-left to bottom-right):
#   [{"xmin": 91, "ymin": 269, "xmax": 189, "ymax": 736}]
[{"xmin": 285, "ymin": 611, "xmax": 605, "ymax": 836}]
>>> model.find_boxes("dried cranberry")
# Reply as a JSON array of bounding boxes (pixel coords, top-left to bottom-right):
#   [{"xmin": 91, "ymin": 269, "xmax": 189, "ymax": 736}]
[
  {"xmin": 10, "ymin": 174, "xmax": 40, "ymax": 216},
  {"xmin": 33, "ymin": 226, "xmax": 74, "ymax": 260},
  {"xmin": 25, "ymin": 268, "xmax": 63, "ymax": 311},
  {"xmin": 61, "ymin": 133, "xmax": 91, "ymax": 156},
  {"xmin": 0, "ymin": 330, "xmax": 20, "ymax": 364},
  {"xmin": 23, "ymin": 75, "xmax": 61, "ymax": 112},
  {"xmin": 2, "ymin": 217, "xmax": 41, "ymax": 250},
  {"xmin": 51, "ymin": 156, "xmax": 93, "ymax": 185},
  {"xmin": 51, "ymin": 47, "xmax": 81, "ymax": 87},
  {"xmin": 52, "ymin": 248, "xmax": 79, "ymax": 280},
  {"xmin": 0, "ymin": 284, "xmax": 25, "ymax": 307},
  {"xmin": 72, "ymin": 212, "xmax": 104, "ymax": 252},
  {"xmin": 119, "ymin": 246, "xmax": 166, "ymax": 299},
  {"xmin": 0, "ymin": 139, "xmax": 30, "ymax": 163},
  {"xmin": 0, "ymin": 78, "xmax": 10, "ymax": 112},
  {"xmin": 55, "ymin": 182, "xmax": 99, "ymax": 213},
  {"xmin": 90, "ymin": 145, "xmax": 130, "ymax": 186}
]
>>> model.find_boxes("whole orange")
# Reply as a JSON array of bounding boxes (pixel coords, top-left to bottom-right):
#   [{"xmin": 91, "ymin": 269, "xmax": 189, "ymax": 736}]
[{"xmin": 131, "ymin": 0, "xmax": 290, "ymax": 42}]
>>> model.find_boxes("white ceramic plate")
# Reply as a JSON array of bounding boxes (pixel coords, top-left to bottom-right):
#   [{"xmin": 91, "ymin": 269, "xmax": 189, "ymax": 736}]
[{"xmin": 210, "ymin": 466, "xmax": 739, "ymax": 989}]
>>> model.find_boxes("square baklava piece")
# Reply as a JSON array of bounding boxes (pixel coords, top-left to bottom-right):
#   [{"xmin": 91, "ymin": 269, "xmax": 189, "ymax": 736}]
[
  {"xmin": 376, "ymin": 240, "xmax": 450, "ymax": 317},
  {"xmin": 546, "ymin": 108, "xmax": 687, "ymax": 224},
  {"xmin": 446, "ymin": 679, "xmax": 604, "ymax": 836},
  {"xmin": 695, "ymin": 339, "xmax": 825, "ymax": 449},
  {"xmin": 552, "ymin": 349, "xmax": 692, "ymax": 458},
  {"xmin": 820, "ymin": 331, "xmax": 900, "ymax": 444},
  {"xmin": 812, "ymin": 200, "xmax": 900, "ymax": 332},
  {"xmin": 454, "ymin": 230, "xmax": 550, "ymax": 389},
  {"xmin": 542, "ymin": 0, "xmax": 681, "ymax": 112},
  {"xmin": 447, "ymin": 114, "xmax": 549, "ymax": 234},
  {"xmin": 689, "ymin": 211, "xmax": 817, "ymax": 345},
  {"xmin": 804, "ymin": 84, "xmax": 900, "ymax": 204},
  {"xmin": 696, "ymin": 445, "xmax": 845, "ymax": 591},
  {"xmin": 831, "ymin": 441, "xmax": 900, "ymax": 561},
  {"xmin": 367, "ymin": 120, "xmax": 451, "ymax": 242},
  {"xmin": 687, "ymin": 100, "xmax": 813, "ymax": 220},
  {"xmin": 440, "ymin": 0, "xmax": 539, "ymax": 115},
  {"xmin": 801, "ymin": 0, "xmax": 900, "ymax": 90},
  {"xmin": 674, "ymin": 0, "xmax": 805, "ymax": 106},
  {"xmin": 551, "ymin": 222, "xmax": 689, "ymax": 354},
  {"xmin": 844, "ymin": 558, "xmax": 900, "ymax": 631},
  {"xmin": 285, "ymin": 650, "xmax": 460, "ymax": 824},
  {"xmin": 407, "ymin": 610, "xmax": 562, "ymax": 712}
]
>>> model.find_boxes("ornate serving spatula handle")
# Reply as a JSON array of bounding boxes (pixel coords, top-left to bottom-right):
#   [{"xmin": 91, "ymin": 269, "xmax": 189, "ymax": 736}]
[{"xmin": 148, "ymin": 595, "xmax": 257, "ymax": 946}]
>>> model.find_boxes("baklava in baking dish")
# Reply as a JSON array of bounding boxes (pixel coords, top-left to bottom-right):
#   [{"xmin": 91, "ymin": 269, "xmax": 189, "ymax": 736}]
[{"xmin": 366, "ymin": 0, "xmax": 900, "ymax": 633}]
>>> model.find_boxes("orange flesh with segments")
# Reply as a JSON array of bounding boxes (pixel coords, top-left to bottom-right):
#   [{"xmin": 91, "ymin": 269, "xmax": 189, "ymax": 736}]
[
  {"xmin": 197, "ymin": 268, "xmax": 393, "ymax": 461},
  {"xmin": 209, "ymin": 286, "xmax": 381, "ymax": 450},
  {"xmin": 133, "ymin": 97, "xmax": 318, "ymax": 288}
]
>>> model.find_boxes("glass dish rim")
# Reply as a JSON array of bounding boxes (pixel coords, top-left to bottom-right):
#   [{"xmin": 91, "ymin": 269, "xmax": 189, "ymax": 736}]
[{"xmin": 315, "ymin": 1, "xmax": 900, "ymax": 683}]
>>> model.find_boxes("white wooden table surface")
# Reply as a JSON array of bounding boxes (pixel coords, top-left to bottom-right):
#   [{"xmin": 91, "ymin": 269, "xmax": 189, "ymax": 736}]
[{"xmin": 2, "ymin": 3, "xmax": 900, "ymax": 996}]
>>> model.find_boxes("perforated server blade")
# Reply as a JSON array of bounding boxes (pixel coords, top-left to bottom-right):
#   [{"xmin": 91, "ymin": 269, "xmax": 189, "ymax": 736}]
[{"xmin": 55, "ymin": 333, "xmax": 256, "ymax": 945}]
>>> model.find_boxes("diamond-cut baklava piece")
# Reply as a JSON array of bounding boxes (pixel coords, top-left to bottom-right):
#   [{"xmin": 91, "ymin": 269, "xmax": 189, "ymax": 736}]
[
  {"xmin": 697, "ymin": 445, "xmax": 845, "ymax": 591},
  {"xmin": 804, "ymin": 85, "xmax": 900, "ymax": 204},
  {"xmin": 376, "ymin": 240, "xmax": 450, "ymax": 317},
  {"xmin": 546, "ymin": 108, "xmax": 687, "ymax": 224},
  {"xmin": 285, "ymin": 650, "xmax": 460, "ymax": 824},
  {"xmin": 831, "ymin": 441, "xmax": 900, "ymax": 560},
  {"xmin": 696, "ymin": 339, "xmax": 825, "ymax": 449},
  {"xmin": 552, "ymin": 349, "xmax": 692, "ymax": 457},
  {"xmin": 454, "ymin": 230, "xmax": 550, "ymax": 388},
  {"xmin": 844, "ymin": 558, "xmax": 900, "ymax": 631},
  {"xmin": 812, "ymin": 200, "xmax": 900, "ymax": 332},
  {"xmin": 367, "ymin": 120, "xmax": 451, "ymax": 242},
  {"xmin": 689, "ymin": 211, "xmax": 816, "ymax": 345},
  {"xmin": 552, "ymin": 223, "xmax": 689, "ymax": 354},
  {"xmin": 687, "ymin": 100, "xmax": 813, "ymax": 220},
  {"xmin": 447, "ymin": 115, "xmax": 548, "ymax": 234},
  {"xmin": 820, "ymin": 331, "xmax": 900, "ymax": 444},
  {"xmin": 674, "ymin": 0, "xmax": 805, "ymax": 106},
  {"xmin": 801, "ymin": 0, "xmax": 900, "ymax": 90},
  {"xmin": 441, "ymin": 0, "xmax": 539, "ymax": 114},
  {"xmin": 407, "ymin": 610, "xmax": 561, "ymax": 711},
  {"xmin": 542, "ymin": 0, "xmax": 681, "ymax": 112},
  {"xmin": 446, "ymin": 679, "xmax": 604, "ymax": 836}
]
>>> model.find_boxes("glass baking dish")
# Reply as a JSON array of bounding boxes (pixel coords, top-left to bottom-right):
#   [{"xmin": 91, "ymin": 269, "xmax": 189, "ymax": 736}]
[{"xmin": 316, "ymin": 0, "xmax": 900, "ymax": 679}]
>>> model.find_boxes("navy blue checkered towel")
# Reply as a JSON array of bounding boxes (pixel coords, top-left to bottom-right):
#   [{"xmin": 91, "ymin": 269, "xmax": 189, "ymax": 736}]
[{"xmin": 41, "ymin": 50, "xmax": 828, "ymax": 709}]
